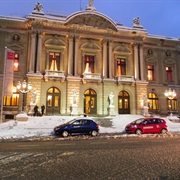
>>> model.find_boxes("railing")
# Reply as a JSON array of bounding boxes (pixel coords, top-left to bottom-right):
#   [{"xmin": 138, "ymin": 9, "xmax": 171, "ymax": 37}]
[
  {"xmin": 44, "ymin": 70, "xmax": 65, "ymax": 82},
  {"xmin": 83, "ymin": 73, "xmax": 101, "ymax": 79},
  {"xmin": 45, "ymin": 70, "xmax": 65, "ymax": 77},
  {"xmin": 116, "ymin": 75, "xmax": 135, "ymax": 84}
]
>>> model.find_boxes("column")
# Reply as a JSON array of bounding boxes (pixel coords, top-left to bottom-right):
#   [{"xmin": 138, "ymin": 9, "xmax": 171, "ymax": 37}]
[
  {"xmin": 29, "ymin": 33, "xmax": 36, "ymax": 73},
  {"xmin": 139, "ymin": 45, "xmax": 144, "ymax": 80},
  {"xmin": 74, "ymin": 36, "xmax": 79, "ymax": 76},
  {"xmin": 68, "ymin": 37, "xmax": 73, "ymax": 76},
  {"xmin": 108, "ymin": 41, "xmax": 113, "ymax": 78},
  {"xmin": 103, "ymin": 39, "xmax": 107, "ymax": 78},
  {"xmin": 36, "ymin": 33, "xmax": 43, "ymax": 73},
  {"xmin": 134, "ymin": 44, "xmax": 139, "ymax": 80}
]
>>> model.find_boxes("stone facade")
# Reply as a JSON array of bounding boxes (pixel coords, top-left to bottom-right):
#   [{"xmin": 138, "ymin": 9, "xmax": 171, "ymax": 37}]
[{"xmin": 0, "ymin": 2, "xmax": 180, "ymax": 118}]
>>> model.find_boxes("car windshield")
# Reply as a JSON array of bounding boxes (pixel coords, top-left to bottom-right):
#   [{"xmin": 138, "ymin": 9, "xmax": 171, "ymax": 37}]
[
  {"xmin": 131, "ymin": 118, "xmax": 144, "ymax": 124},
  {"xmin": 65, "ymin": 119, "xmax": 76, "ymax": 125}
]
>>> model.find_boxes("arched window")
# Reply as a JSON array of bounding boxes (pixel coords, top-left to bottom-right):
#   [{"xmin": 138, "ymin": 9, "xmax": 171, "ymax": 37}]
[
  {"xmin": 46, "ymin": 87, "xmax": 60, "ymax": 114},
  {"xmin": 118, "ymin": 90, "xmax": 130, "ymax": 114},
  {"xmin": 84, "ymin": 89, "xmax": 97, "ymax": 114},
  {"xmin": 148, "ymin": 93, "xmax": 159, "ymax": 110},
  {"xmin": 167, "ymin": 98, "xmax": 177, "ymax": 111}
]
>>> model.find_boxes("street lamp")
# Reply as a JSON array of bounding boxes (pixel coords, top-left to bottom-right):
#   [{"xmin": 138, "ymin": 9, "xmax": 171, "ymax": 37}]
[
  {"xmin": 164, "ymin": 88, "xmax": 176, "ymax": 116},
  {"xmin": 16, "ymin": 80, "xmax": 32, "ymax": 113},
  {"xmin": 164, "ymin": 88, "xmax": 176, "ymax": 100}
]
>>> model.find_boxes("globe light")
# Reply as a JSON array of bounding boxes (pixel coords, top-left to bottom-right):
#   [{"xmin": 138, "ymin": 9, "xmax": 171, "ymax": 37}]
[
  {"xmin": 16, "ymin": 80, "xmax": 32, "ymax": 112},
  {"xmin": 164, "ymin": 88, "xmax": 176, "ymax": 100}
]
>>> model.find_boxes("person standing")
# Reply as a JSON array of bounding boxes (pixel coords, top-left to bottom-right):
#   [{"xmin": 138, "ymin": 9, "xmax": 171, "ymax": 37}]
[
  {"xmin": 41, "ymin": 104, "xmax": 45, "ymax": 116},
  {"xmin": 34, "ymin": 105, "xmax": 39, "ymax": 116}
]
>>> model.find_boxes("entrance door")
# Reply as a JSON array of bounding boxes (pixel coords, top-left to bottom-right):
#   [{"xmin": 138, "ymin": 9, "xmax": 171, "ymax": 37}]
[
  {"xmin": 46, "ymin": 87, "xmax": 60, "ymax": 114},
  {"xmin": 84, "ymin": 89, "xmax": 97, "ymax": 115},
  {"xmin": 118, "ymin": 90, "xmax": 130, "ymax": 114}
]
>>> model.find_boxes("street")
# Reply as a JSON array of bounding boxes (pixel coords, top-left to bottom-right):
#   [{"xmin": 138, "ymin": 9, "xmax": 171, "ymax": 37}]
[{"xmin": 1, "ymin": 136, "xmax": 180, "ymax": 179}]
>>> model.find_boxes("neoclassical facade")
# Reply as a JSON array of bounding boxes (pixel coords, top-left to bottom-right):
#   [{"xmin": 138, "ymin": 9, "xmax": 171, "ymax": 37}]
[{"xmin": 0, "ymin": 2, "xmax": 180, "ymax": 119}]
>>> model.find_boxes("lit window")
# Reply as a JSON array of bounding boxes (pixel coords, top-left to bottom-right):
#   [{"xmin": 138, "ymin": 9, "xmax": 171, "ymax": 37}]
[
  {"xmin": 117, "ymin": 58, "xmax": 126, "ymax": 76},
  {"xmin": 49, "ymin": 52, "xmax": 60, "ymax": 71},
  {"xmin": 148, "ymin": 93, "xmax": 158, "ymax": 110},
  {"xmin": 167, "ymin": 98, "xmax": 177, "ymax": 111},
  {"xmin": 147, "ymin": 65, "xmax": 154, "ymax": 81},
  {"xmin": 3, "ymin": 92, "xmax": 19, "ymax": 106},
  {"xmin": 166, "ymin": 66, "xmax": 173, "ymax": 82},
  {"xmin": 14, "ymin": 53, "xmax": 19, "ymax": 72},
  {"xmin": 84, "ymin": 55, "xmax": 94, "ymax": 73}
]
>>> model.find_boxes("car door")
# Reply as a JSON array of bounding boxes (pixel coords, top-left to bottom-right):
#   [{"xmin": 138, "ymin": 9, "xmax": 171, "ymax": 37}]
[
  {"xmin": 142, "ymin": 119, "xmax": 154, "ymax": 133},
  {"xmin": 153, "ymin": 119, "xmax": 162, "ymax": 133},
  {"xmin": 70, "ymin": 120, "xmax": 82, "ymax": 134},
  {"xmin": 81, "ymin": 120, "xmax": 91, "ymax": 134}
]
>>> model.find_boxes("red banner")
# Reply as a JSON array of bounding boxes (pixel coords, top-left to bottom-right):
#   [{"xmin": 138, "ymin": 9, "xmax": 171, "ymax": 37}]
[
  {"xmin": 7, "ymin": 51, "xmax": 14, "ymax": 60},
  {"xmin": 4, "ymin": 48, "xmax": 15, "ymax": 96}
]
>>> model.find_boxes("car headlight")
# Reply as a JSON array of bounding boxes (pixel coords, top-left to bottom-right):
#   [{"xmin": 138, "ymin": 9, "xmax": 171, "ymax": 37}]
[
  {"xmin": 54, "ymin": 127, "xmax": 59, "ymax": 131},
  {"xmin": 131, "ymin": 125, "xmax": 137, "ymax": 128}
]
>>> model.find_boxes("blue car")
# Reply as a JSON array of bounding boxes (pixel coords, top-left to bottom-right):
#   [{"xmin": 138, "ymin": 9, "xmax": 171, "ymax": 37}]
[{"xmin": 54, "ymin": 118, "xmax": 99, "ymax": 137}]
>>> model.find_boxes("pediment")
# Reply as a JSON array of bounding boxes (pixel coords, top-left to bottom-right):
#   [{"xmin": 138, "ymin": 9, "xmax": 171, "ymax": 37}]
[
  {"xmin": 81, "ymin": 41, "xmax": 100, "ymax": 51},
  {"xmin": 164, "ymin": 59, "xmax": 175, "ymax": 65},
  {"xmin": 146, "ymin": 57, "xmax": 157, "ymax": 63},
  {"xmin": 45, "ymin": 37, "xmax": 65, "ymax": 48},
  {"xmin": 66, "ymin": 12, "xmax": 117, "ymax": 31},
  {"xmin": 114, "ymin": 45, "xmax": 132, "ymax": 54},
  {"xmin": 8, "ymin": 44, "xmax": 24, "ymax": 51}
]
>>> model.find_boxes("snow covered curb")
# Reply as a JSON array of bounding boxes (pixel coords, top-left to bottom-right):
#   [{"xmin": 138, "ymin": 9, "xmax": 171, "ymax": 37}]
[{"xmin": 0, "ymin": 115, "xmax": 180, "ymax": 140}]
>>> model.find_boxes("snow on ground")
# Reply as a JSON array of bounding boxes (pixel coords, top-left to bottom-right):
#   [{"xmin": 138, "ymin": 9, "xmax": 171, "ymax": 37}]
[{"xmin": 0, "ymin": 114, "xmax": 180, "ymax": 140}]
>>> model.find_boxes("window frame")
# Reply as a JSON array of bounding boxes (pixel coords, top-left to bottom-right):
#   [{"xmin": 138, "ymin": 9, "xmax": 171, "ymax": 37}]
[
  {"xmin": 167, "ymin": 98, "xmax": 177, "ymax": 111},
  {"xmin": 3, "ymin": 92, "xmax": 19, "ymax": 106},
  {"xmin": 14, "ymin": 53, "xmax": 19, "ymax": 72},
  {"xmin": 166, "ymin": 66, "xmax": 173, "ymax": 82},
  {"xmin": 49, "ymin": 52, "xmax": 61, "ymax": 71},
  {"xmin": 84, "ymin": 55, "xmax": 95, "ymax": 73},
  {"xmin": 148, "ymin": 93, "xmax": 159, "ymax": 110},
  {"xmin": 116, "ymin": 58, "xmax": 126, "ymax": 76},
  {"xmin": 147, "ymin": 65, "xmax": 155, "ymax": 81}
]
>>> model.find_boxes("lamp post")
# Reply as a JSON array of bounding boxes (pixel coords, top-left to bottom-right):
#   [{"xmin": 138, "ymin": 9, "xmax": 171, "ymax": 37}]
[
  {"xmin": 164, "ymin": 88, "xmax": 176, "ymax": 116},
  {"xmin": 16, "ymin": 80, "xmax": 32, "ymax": 113}
]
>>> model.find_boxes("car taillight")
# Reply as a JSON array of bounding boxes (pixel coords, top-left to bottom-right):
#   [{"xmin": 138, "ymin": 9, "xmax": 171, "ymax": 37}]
[{"xmin": 96, "ymin": 124, "xmax": 99, "ymax": 129}]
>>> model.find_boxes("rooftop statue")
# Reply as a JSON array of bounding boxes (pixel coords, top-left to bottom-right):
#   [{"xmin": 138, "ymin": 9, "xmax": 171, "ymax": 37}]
[
  {"xmin": 133, "ymin": 17, "xmax": 140, "ymax": 25},
  {"xmin": 133, "ymin": 17, "xmax": 143, "ymax": 29},
  {"xmin": 89, "ymin": 0, "xmax": 94, "ymax": 7},
  {"xmin": 86, "ymin": 0, "xmax": 96, "ymax": 11},
  {"xmin": 32, "ymin": 2, "xmax": 44, "ymax": 15}
]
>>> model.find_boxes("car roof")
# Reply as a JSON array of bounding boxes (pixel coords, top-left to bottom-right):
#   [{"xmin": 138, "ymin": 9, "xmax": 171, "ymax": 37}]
[
  {"xmin": 144, "ymin": 117, "xmax": 164, "ymax": 120},
  {"xmin": 74, "ymin": 117, "xmax": 95, "ymax": 121}
]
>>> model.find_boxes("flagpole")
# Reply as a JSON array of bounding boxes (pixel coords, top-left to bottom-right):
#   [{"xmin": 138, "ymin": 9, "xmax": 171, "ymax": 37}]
[{"xmin": 0, "ymin": 47, "xmax": 7, "ymax": 123}]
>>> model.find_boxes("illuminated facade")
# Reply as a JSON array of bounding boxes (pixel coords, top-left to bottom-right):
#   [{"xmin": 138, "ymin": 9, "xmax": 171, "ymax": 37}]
[{"xmin": 0, "ymin": 2, "xmax": 180, "ymax": 119}]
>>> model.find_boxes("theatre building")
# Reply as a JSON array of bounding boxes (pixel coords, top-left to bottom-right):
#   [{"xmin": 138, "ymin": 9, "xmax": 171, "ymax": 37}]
[{"xmin": 0, "ymin": 2, "xmax": 180, "ymax": 119}]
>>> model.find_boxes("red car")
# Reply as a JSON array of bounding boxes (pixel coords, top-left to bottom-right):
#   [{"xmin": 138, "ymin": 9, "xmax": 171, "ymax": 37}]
[{"xmin": 125, "ymin": 118, "xmax": 168, "ymax": 135}]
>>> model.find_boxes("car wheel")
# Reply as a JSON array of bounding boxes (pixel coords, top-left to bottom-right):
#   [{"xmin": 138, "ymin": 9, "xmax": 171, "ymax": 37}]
[
  {"xmin": 62, "ymin": 130, "xmax": 69, "ymax": 137},
  {"xmin": 91, "ymin": 130, "xmax": 98, "ymax": 137},
  {"xmin": 161, "ymin": 128, "xmax": 167, "ymax": 134},
  {"xmin": 136, "ymin": 129, "xmax": 142, "ymax": 135}
]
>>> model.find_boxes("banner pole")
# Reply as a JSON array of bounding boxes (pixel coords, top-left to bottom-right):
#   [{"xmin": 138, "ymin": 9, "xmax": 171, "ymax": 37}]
[
  {"xmin": 0, "ymin": 47, "xmax": 15, "ymax": 123},
  {"xmin": 0, "ymin": 47, "xmax": 7, "ymax": 123}
]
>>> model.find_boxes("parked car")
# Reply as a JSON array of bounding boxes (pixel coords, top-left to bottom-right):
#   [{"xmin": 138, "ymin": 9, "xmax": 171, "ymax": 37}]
[
  {"xmin": 125, "ymin": 117, "xmax": 168, "ymax": 135},
  {"xmin": 54, "ymin": 118, "xmax": 99, "ymax": 137}
]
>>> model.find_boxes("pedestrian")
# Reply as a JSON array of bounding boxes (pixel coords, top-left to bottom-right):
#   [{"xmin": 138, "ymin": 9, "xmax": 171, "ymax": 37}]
[
  {"xmin": 34, "ymin": 105, "xmax": 39, "ymax": 116},
  {"xmin": 41, "ymin": 104, "xmax": 45, "ymax": 116}
]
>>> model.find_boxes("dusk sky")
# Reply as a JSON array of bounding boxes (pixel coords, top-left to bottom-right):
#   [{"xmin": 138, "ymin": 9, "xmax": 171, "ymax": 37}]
[{"xmin": 0, "ymin": 0, "xmax": 179, "ymax": 38}]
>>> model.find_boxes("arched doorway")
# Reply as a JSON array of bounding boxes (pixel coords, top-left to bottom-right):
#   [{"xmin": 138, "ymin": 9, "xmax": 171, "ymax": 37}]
[
  {"xmin": 46, "ymin": 87, "xmax": 60, "ymax": 114},
  {"xmin": 118, "ymin": 90, "xmax": 130, "ymax": 114},
  {"xmin": 84, "ymin": 89, "xmax": 97, "ymax": 115}
]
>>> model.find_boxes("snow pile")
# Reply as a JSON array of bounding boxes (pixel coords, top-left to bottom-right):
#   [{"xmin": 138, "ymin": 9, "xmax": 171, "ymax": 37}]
[{"xmin": 0, "ymin": 115, "xmax": 180, "ymax": 140}]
